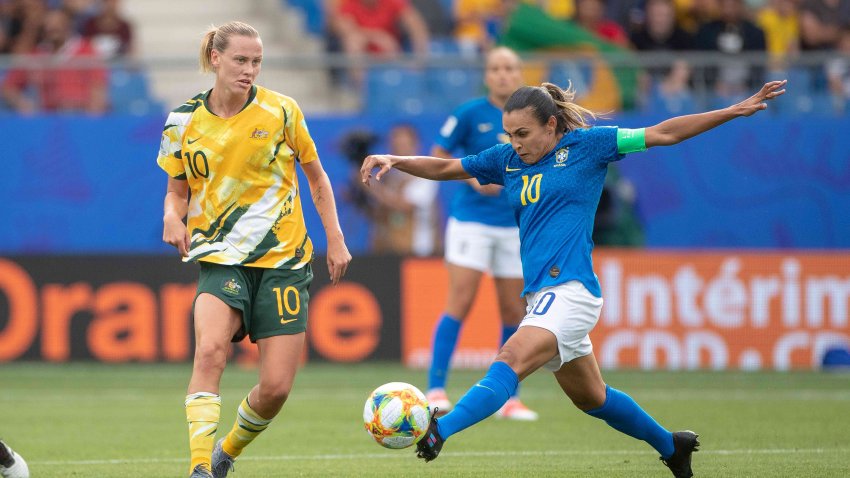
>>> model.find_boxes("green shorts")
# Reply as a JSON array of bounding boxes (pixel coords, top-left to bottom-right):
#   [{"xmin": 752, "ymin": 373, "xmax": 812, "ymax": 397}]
[{"xmin": 195, "ymin": 262, "xmax": 313, "ymax": 342}]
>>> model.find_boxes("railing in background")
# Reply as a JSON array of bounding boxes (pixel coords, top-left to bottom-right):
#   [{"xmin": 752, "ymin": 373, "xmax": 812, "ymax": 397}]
[{"xmin": 0, "ymin": 51, "xmax": 845, "ymax": 116}]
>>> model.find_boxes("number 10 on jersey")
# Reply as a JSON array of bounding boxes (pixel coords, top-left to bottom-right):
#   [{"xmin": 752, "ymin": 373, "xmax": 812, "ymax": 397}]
[{"xmin": 520, "ymin": 174, "xmax": 542, "ymax": 206}]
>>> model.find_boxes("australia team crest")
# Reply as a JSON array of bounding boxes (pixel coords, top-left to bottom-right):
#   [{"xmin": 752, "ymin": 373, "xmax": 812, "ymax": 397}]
[{"xmin": 222, "ymin": 278, "xmax": 242, "ymax": 296}]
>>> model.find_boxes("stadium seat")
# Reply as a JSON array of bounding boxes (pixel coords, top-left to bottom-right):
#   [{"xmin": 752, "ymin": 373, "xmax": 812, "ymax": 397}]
[
  {"xmin": 364, "ymin": 66, "xmax": 427, "ymax": 115},
  {"xmin": 424, "ymin": 67, "xmax": 482, "ymax": 114},
  {"xmin": 109, "ymin": 67, "xmax": 163, "ymax": 115},
  {"xmin": 284, "ymin": 0, "xmax": 324, "ymax": 35}
]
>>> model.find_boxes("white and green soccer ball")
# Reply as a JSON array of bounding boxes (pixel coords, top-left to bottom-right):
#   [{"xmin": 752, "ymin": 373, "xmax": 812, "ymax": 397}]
[{"xmin": 363, "ymin": 382, "xmax": 431, "ymax": 449}]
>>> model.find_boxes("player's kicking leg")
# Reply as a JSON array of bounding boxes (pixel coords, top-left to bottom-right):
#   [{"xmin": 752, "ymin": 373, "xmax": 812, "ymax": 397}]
[{"xmin": 555, "ymin": 354, "xmax": 699, "ymax": 478}]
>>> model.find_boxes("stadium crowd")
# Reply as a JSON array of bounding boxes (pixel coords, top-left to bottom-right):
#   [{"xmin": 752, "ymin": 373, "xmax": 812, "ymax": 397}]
[
  {"xmin": 0, "ymin": 0, "xmax": 132, "ymax": 113},
  {"xmin": 0, "ymin": 0, "xmax": 847, "ymax": 114},
  {"xmin": 326, "ymin": 0, "xmax": 849, "ymax": 112}
]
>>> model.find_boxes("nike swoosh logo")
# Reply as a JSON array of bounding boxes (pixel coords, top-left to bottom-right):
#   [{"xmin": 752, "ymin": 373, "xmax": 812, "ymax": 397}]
[
  {"xmin": 280, "ymin": 318, "xmax": 299, "ymax": 325},
  {"xmin": 474, "ymin": 384, "xmax": 495, "ymax": 393},
  {"xmin": 505, "ymin": 167, "xmax": 521, "ymax": 172},
  {"xmin": 187, "ymin": 137, "xmax": 200, "ymax": 144}
]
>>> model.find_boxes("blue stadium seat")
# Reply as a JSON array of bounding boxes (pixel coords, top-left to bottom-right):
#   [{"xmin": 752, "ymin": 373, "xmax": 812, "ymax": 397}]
[
  {"xmin": 364, "ymin": 66, "xmax": 427, "ymax": 115},
  {"xmin": 284, "ymin": 0, "xmax": 324, "ymax": 35},
  {"xmin": 428, "ymin": 38, "xmax": 462, "ymax": 56},
  {"xmin": 424, "ymin": 67, "xmax": 482, "ymax": 114},
  {"xmin": 109, "ymin": 67, "xmax": 162, "ymax": 115}
]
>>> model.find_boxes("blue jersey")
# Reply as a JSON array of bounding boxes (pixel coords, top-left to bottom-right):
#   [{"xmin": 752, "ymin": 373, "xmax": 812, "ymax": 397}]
[
  {"xmin": 436, "ymin": 97, "xmax": 516, "ymax": 227},
  {"xmin": 461, "ymin": 126, "xmax": 625, "ymax": 297}
]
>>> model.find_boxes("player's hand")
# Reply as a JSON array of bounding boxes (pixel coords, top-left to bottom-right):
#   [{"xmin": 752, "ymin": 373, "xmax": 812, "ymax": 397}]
[
  {"xmin": 326, "ymin": 235, "xmax": 351, "ymax": 285},
  {"xmin": 163, "ymin": 213, "xmax": 190, "ymax": 257},
  {"xmin": 360, "ymin": 155, "xmax": 397, "ymax": 185},
  {"xmin": 737, "ymin": 80, "xmax": 786, "ymax": 117}
]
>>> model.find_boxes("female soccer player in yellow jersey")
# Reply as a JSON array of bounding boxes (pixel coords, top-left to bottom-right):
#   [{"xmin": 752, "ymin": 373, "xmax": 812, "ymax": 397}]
[{"xmin": 157, "ymin": 21, "xmax": 351, "ymax": 478}]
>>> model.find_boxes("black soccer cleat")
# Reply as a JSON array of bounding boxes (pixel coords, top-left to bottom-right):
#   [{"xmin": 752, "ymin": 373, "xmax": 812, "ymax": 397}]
[
  {"xmin": 660, "ymin": 430, "xmax": 700, "ymax": 478},
  {"xmin": 415, "ymin": 408, "xmax": 444, "ymax": 463},
  {"xmin": 0, "ymin": 439, "xmax": 13, "ymax": 468}
]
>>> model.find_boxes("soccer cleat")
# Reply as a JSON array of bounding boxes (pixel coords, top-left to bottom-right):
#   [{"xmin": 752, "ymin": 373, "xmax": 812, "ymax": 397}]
[
  {"xmin": 189, "ymin": 464, "xmax": 213, "ymax": 478},
  {"xmin": 415, "ymin": 408, "xmax": 444, "ymax": 463},
  {"xmin": 0, "ymin": 440, "xmax": 29, "ymax": 478},
  {"xmin": 660, "ymin": 430, "xmax": 700, "ymax": 478},
  {"xmin": 496, "ymin": 398, "xmax": 539, "ymax": 421},
  {"xmin": 211, "ymin": 439, "xmax": 236, "ymax": 478},
  {"xmin": 425, "ymin": 388, "xmax": 452, "ymax": 416}
]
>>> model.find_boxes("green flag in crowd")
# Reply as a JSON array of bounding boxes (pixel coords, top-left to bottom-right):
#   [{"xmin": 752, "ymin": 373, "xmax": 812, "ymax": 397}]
[{"xmin": 500, "ymin": 3, "xmax": 639, "ymax": 110}]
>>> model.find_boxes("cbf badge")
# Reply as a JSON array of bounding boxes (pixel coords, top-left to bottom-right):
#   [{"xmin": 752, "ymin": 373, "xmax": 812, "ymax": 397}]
[{"xmin": 554, "ymin": 148, "xmax": 569, "ymax": 167}]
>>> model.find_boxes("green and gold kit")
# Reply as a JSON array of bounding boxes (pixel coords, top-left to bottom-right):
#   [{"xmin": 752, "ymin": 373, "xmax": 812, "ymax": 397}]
[{"xmin": 157, "ymin": 85, "xmax": 316, "ymax": 270}]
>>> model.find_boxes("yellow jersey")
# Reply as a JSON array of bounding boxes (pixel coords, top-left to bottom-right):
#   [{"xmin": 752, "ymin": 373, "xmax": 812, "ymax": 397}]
[{"xmin": 157, "ymin": 85, "xmax": 316, "ymax": 270}]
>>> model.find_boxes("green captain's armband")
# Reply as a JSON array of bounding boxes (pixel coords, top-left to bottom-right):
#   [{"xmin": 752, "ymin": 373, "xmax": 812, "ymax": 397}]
[{"xmin": 617, "ymin": 128, "xmax": 647, "ymax": 154}]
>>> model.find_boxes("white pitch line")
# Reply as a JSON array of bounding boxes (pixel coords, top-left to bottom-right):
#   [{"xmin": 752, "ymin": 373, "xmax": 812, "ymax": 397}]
[{"xmin": 32, "ymin": 448, "xmax": 848, "ymax": 466}]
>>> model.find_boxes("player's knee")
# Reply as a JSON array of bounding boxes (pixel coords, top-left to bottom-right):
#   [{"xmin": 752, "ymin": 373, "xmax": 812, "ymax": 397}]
[
  {"xmin": 258, "ymin": 382, "xmax": 291, "ymax": 407},
  {"xmin": 193, "ymin": 342, "xmax": 228, "ymax": 370},
  {"xmin": 494, "ymin": 346, "xmax": 521, "ymax": 370}
]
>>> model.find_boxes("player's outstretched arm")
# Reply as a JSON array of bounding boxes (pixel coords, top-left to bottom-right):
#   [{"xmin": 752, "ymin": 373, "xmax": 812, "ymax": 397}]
[
  {"xmin": 645, "ymin": 80, "xmax": 787, "ymax": 148},
  {"xmin": 360, "ymin": 154, "xmax": 472, "ymax": 185}
]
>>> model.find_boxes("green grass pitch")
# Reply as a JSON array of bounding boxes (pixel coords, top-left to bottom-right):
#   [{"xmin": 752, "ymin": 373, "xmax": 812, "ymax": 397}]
[{"xmin": 1, "ymin": 362, "xmax": 848, "ymax": 477}]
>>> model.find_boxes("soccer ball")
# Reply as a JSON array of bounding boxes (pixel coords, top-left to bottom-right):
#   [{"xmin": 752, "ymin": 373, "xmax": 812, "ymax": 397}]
[{"xmin": 363, "ymin": 382, "xmax": 431, "ymax": 449}]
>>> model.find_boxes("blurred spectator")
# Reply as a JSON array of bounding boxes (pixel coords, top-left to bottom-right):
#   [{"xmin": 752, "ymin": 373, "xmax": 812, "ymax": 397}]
[
  {"xmin": 648, "ymin": 59, "xmax": 697, "ymax": 113},
  {"xmin": 409, "ymin": 0, "xmax": 453, "ymax": 40},
  {"xmin": 826, "ymin": 27, "xmax": 850, "ymax": 112},
  {"xmin": 341, "ymin": 125, "xmax": 440, "ymax": 256},
  {"xmin": 631, "ymin": 0, "xmax": 695, "ymax": 104},
  {"xmin": 81, "ymin": 0, "xmax": 133, "ymax": 59},
  {"xmin": 756, "ymin": 0, "xmax": 800, "ymax": 63},
  {"xmin": 694, "ymin": 0, "xmax": 766, "ymax": 95},
  {"xmin": 606, "ymin": 0, "xmax": 645, "ymax": 33},
  {"xmin": 572, "ymin": 0, "xmax": 631, "ymax": 47},
  {"xmin": 325, "ymin": 0, "xmax": 429, "ymax": 57},
  {"xmin": 593, "ymin": 164, "xmax": 645, "ymax": 247},
  {"xmin": 453, "ymin": 0, "xmax": 507, "ymax": 54},
  {"xmin": 1, "ymin": 8, "xmax": 108, "ymax": 114},
  {"xmin": 799, "ymin": 0, "xmax": 850, "ymax": 50},
  {"xmin": 0, "ymin": 1, "xmax": 13, "ymax": 52},
  {"xmin": 5, "ymin": 0, "xmax": 48, "ymax": 53},
  {"xmin": 675, "ymin": 0, "xmax": 719, "ymax": 32},
  {"xmin": 325, "ymin": 0, "xmax": 430, "ymax": 85},
  {"xmin": 60, "ymin": 0, "xmax": 98, "ymax": 32},
  {"xmin": 367, "ymin": 124, "xmax": 441, "ymax": 256},
  {"xmin": 631, "ymin": 0, "xmax": 694, "ymax": 54}
]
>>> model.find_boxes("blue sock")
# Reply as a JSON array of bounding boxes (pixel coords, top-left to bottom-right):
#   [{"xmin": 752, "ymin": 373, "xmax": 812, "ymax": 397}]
[
  {"xmin": 500, "ymin": 325, "xmax": 521, "ymax": 398},
  {"xmin": 428, "ymin": 314, "xmax": 461, "ymax": 390},
  {"xmin": 586, "ymin": 385, "xmax": 675, "ymax": 458},
  {"xmin": 437, "ymin": 361, "xmax": 518, "ymax": 440}
]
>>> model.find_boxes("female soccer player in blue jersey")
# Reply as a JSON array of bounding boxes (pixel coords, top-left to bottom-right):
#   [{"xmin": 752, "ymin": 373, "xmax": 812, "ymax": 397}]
[
  {"xmin": 158, "ymin": 22, "xmax": 351, "ymax": 478},
  {"xmin": 426, "ymin": 46, "xmax": 537, "ymax": 421},
  {"xmin": 361, "ymin": 79, "xmax": 786, "ymax": 477}
]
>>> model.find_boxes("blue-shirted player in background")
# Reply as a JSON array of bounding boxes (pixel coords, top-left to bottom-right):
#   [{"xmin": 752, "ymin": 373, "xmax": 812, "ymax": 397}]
[
  {"xmin": 427, "ymin": 46, "xmax": 537, "ymax": 421},
  {"xmin": 362, "ymin": 79, "xmax": 787, "ymax": 477}
]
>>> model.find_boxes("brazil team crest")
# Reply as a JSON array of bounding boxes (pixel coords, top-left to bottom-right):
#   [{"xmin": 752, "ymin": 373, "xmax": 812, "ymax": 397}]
[
  {"xmin": 554, "ymin": 148, "xmax": 569, "ymax": 167},
  {"xmin": 222, "ymin": 278, "xmax": 242, "ymax": 296}
]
